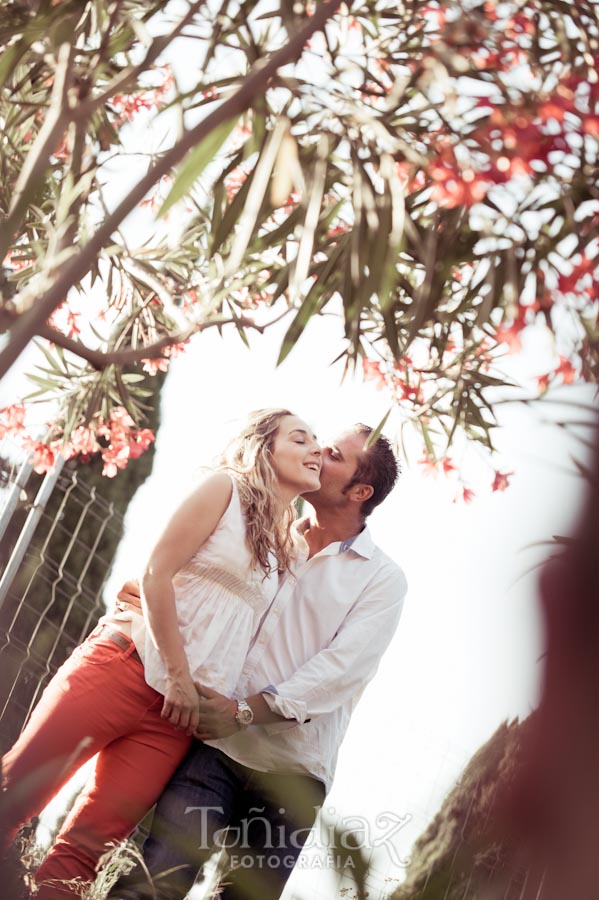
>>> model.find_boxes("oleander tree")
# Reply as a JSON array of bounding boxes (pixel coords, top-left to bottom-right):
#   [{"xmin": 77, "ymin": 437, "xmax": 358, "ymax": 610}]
[{"xmin": 0, "ymin": 0, "xmax": 597, "ymax": 490}]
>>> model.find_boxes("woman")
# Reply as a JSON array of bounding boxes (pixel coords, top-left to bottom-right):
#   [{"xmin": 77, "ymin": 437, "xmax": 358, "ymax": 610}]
[{"xmin": 1, "ymin": 409, "xmax": 321, "ymax": 900}]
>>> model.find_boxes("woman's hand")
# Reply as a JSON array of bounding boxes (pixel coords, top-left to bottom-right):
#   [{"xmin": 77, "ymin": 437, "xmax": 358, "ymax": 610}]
[{"xmin": 161, "ymin": 671, "xmax": 201, "ymax": 734}]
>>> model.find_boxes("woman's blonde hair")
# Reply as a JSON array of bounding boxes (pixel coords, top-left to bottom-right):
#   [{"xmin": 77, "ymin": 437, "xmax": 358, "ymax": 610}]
[{"xmin": 217, "ymin": 408, "xmax": 297, "ymax": 573}]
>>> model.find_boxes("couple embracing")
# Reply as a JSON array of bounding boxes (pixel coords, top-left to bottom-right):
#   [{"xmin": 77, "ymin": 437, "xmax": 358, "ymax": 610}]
[{"xmin": 2, "ymin": 408, "xmax": 407, "ymax": 900}]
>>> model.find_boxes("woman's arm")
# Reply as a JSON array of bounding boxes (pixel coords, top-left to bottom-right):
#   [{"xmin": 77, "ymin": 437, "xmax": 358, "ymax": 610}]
[{"xmin": 142, "ymin": 472, "xmax": 233, "ymax": 733}]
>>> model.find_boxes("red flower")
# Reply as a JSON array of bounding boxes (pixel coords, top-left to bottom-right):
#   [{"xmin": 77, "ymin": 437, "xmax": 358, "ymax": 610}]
[
  {"xmin": 362, "ymin": 358, "xmax": 386, "ymax": 389},
  {"xmin": 583, "ymin": 116, "xmax": 599, "ymax": 137},
  {"xmin": 427, "ymin": 145, "xmax": 491, "ymax": 208},
  {"xmin": 494, "ymin": 307, "xmax": 528, "ymax": 353},
  {"xmin": 326, "ymin": 222, "xmax": 350, "ymax": 239},
  {"xmin": 418, "ymin": 451, "xmax": 456, "ymax": 477},
  {"xmin": 453, "ymin": 485, "xmax": 476, "ymax": 504},
  {"xmin": 536, "ymin": 372, "xmax": 551, "ymax": 394},
  {"xmin": 3, "ymin": 250, "xmax": 33, "ymax": 271},
  {"xmin": 555, "ymin": 357, "xmax": 577, "ymax": 385},
  {"xmin": 492, "ymin": 470, "xmax": 513, "ymax": 492},
  {"xmin": 111, "ymin": 92, "xmax": 154, "ymax": 123},
  {"xmin": 128, "ymin": 428, "xmax": 155, "ymax": 460}
]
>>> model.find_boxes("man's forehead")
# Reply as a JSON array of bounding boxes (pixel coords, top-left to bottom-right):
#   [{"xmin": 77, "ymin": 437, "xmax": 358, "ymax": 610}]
[{"xmin": 329, "ymin": 431, "xmax": 367, "ymax": 454}]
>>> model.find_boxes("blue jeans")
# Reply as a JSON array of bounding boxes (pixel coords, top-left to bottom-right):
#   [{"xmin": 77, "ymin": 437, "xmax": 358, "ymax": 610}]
[{"xmin": 108, "ymin": 741, "xmax": 326, "ymax": 900}]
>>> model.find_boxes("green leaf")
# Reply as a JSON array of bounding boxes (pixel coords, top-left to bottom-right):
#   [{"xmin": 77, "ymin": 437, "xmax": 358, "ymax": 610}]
[
  {"xmin": 364, "ymin": 407, "xmax": 393, "ymax": 449},
  {"xmin": 158, "ymin": 116, "xmax": 239, "ymax": 218},
  {"xmin": 277, "ymin": 241, "xmax": 346, "ymax": 365}
]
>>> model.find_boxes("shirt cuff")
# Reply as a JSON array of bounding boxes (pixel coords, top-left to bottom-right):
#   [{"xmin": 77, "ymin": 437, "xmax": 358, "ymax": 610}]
[{"xmin": 261, "ymin": 691, "xmax": 309, "ymax": 734}]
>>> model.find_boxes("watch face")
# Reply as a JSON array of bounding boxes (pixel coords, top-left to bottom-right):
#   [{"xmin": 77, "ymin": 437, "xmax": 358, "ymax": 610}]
[{"xmin": 237, "ymin": 708, "xmax": 253, "ymax": 725}]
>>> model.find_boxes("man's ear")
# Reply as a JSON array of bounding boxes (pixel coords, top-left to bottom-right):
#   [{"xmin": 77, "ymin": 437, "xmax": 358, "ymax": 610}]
[{"xmin": 348, "ymin": 483, "xmax": 374, "ymax": 505}]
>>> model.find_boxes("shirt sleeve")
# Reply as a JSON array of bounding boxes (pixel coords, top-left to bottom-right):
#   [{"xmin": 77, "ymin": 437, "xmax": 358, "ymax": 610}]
[{"xmin": 260, "ymin": 562, "xmax": 407, "ymax": 734}]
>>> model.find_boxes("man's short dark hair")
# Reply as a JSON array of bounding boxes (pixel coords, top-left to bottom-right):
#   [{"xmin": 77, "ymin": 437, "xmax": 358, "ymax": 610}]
[{"xmin": 346, "ymin": 424, "xmax": 400, "ymax": 518}]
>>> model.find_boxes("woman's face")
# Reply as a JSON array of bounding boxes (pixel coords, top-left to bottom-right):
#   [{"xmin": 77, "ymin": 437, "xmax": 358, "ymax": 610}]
[{"xmin": 270, "ymin": 415, "xmax": 322, "ymax": 497}]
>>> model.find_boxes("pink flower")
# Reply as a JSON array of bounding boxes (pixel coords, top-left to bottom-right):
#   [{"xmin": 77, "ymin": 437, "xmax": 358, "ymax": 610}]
[
  {"xmin": 48, "ymin": 301, "xmax": 81, "ymax": 338},
  {"xmin": 70, "ymin": 426, "xmax": 101, "ymax": 455},
  {"xmin": 3, "ymin": 250, "xmax": 33, "ymax": 271},
  {"xmin": 96, "ymin": 408, "xmax": 156, "ymax": 475},
  {"xmin": 427, "ymin": 144, "xmax": 491, "ymax": 208},
  {"xmin": 0, "ymin": 403, "xmax": 27, "ymax": 438},
  {"xmin": 536, "ymin": 372, "xmax": 551, "ymax": 394},
  {"xmin": 22, "ymin": 438, "xmax": 56, "ymax": 474},
  {"xmin": 494, "ymin": 307, "xmax": 529, "ymax": 353},
  {"xmin": 492, "ymin": 470, "xmax": 513, "ymax": 492},
  {"xmin": 362, "ymin": 358, "xmax": 386, "ymax": 389},
  {"xmin": 326, "ymin": 222, "xmax": 350, "ymax": 239},
  {"xmin": 101, "ymin": 444, "xmax": 131, "ymax": 478},
  {"xmin": 555, "ymin": 357, "xmax": 577, "ymax": 385},
  {"xmin": 417, "ymin": 450, "xmax": 435, "ymax": 476},
  {"xmin": 128, "ymin": 428, "xmax": 155, "ymax": 460},
  {"xmin": 225, "ymin": 167, "xmax": 249, "ymax": 202},
  {"xmin": 142, "ymin": 356, "xmax": 170, "ymax": 375}
]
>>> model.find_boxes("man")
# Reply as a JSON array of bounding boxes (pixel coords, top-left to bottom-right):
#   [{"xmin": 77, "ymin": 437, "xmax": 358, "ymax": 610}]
[{"xmin": 109, "ymin": 424, "xmax": 407, "ymax": 900}]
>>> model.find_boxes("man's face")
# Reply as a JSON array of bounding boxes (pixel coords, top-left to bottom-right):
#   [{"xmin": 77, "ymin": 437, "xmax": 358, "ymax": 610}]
[{"xmin": 301, "ymin": 431, "xmax": 367, "ymax": 508}]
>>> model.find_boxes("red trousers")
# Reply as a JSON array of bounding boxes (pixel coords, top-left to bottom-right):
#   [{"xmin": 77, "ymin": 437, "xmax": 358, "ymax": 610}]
[{"xmin": 1, "ymin": 624, "xmax": 192, "ymax": 900}]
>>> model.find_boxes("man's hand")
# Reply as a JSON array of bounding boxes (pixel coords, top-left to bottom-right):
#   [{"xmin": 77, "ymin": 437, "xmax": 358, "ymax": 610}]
[
  {"xmin": 116, "ymin": 579, "xmax": 142, "ymax": 613},
  {"xmin": 193, "ymin": 684, "xmax": 240, "ymax": 740}
]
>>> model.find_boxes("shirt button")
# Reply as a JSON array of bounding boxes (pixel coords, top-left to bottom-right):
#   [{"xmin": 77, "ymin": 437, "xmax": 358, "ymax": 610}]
[{"xmin": 273, "ymin": 607, "xmax": 280, "ymax": 615}]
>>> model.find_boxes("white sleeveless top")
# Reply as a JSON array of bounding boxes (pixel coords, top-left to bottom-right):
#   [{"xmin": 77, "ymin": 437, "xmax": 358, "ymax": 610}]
[{"xmin": 119, "ymin": 478, "xmax": 279, "ymax": 696}]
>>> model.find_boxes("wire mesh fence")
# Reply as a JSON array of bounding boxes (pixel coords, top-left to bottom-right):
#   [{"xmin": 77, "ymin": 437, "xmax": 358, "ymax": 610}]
[{"xmin": 0, "ymin": 448, "xmax": 123, "ymax": 753}]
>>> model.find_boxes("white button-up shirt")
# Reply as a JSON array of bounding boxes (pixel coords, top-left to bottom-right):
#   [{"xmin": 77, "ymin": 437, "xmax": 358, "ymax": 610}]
[{"xmin": 208, "ymin": 520, "xmax": 407, "ymax": 792}]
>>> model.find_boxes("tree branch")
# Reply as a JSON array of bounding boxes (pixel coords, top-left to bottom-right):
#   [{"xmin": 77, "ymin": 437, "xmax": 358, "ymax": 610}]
[
  {"xmin": 0, "ymin": 0, "xmax": 346, "ymax": 381},
  {"xmin": 76, "ymin": 0, "xmax": 207, "ymax": 120},
  {"xmin": 37, "ymin": 301, "xmax": 294, "ymax": 369},
  {"xmin": 0, "ymin": 42, "xmax": 74, "ymax": 261}
]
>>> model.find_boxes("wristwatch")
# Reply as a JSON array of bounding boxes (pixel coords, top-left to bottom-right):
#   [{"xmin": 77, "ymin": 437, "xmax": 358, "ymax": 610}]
[{"xmin": 234, "ymin": 698, "xmax": 254, "ymax": 727}]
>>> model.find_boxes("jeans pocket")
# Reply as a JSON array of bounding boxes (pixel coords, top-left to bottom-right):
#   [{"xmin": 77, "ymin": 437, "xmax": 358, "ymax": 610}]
[{"xmin": 71, "ymin": 633, "xmax": 123, "ymax": 666}]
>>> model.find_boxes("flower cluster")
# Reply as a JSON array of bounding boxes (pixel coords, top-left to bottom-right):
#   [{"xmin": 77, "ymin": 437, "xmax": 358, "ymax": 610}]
[
  {"xmin": 95, "ymin": 408, "xmax": 155, "ymax": 477},
  {"xmin": 142, "ymin": 339, "xmax": 189, "ymax": 376},
  {"xmin": 109, "ymin": 66, "xmax": 173, "ymax": 126},
  {"xmin": 417, "ymin": 448, "xmax": 513, "ymax": 502},
  {"xmin": 47, "ymin": 301, "xmax": 82, "ymax": 339},
  {"xmin": 0, "ymin": 404, "xmax": 155, "ymax": 477}
]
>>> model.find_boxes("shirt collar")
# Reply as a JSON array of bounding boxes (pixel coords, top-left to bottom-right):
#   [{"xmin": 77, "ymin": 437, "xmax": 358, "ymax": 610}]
[{"xmin": 292, "ymin": 518, "xmax": 375, "ymax": 561}]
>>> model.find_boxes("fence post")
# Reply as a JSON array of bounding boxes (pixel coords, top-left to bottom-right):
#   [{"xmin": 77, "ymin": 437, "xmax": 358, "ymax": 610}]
[{"xmin": 0, "ymin": 458, "xmax": 66, "ymax": 612}]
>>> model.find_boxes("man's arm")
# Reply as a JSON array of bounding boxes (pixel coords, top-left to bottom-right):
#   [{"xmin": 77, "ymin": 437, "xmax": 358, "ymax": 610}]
[
  {"xmin": 257, "ymin": 564, "xmax": 407, "ymax": 732},
  {"xmin": 194, "ymin": 563, "xmax": 407, "ymax": 739}
]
